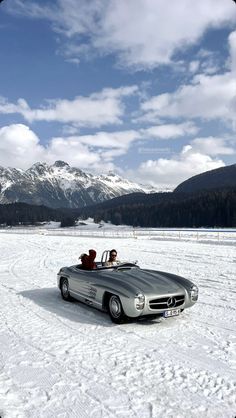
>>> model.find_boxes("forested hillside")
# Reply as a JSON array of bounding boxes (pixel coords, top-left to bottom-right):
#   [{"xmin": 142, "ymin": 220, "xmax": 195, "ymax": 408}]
[
  {"xmin": 0, "ymin": 203, "xmax": 75, "ymax": 227},
  {"xmin": 1, "ymin": 189, "xmax": 235, "ymax": 228},
  {"xmin": 174, "ymin": 164, "xmax": 236, "ymax": 193},
  {"xmin": 80, "ymin": 189, "xmax": 236, "ymax": 228}
]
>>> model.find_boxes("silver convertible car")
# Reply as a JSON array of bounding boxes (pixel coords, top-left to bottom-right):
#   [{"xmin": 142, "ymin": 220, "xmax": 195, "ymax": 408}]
[{"xmin": 57, "ymin": 251, "xmax": 198, "ymax": 324}]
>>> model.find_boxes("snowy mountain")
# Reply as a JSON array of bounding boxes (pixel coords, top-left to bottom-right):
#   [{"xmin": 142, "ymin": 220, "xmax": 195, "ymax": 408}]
[{"xmin": 0, "ymin": 161, "xmax": 156, "ymax": 208}]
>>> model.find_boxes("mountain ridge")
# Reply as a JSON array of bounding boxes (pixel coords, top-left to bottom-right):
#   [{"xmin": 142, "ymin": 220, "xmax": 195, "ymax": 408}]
[{"xmin": 0, "ymin": 161, "xmax": 159, "ymax": 208}]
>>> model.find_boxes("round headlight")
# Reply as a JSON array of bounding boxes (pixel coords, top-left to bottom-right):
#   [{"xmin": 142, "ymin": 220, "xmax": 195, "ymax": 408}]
[
  {"xmin": 190, "ymin": 285, "xmax": 198, "ymax": 301},
  {"xmin": 134, "ymin": 293, "xmax": 145, "ymax": 310}
]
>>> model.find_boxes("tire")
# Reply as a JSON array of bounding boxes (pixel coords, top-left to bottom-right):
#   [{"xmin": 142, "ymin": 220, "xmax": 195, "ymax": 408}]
[
  {"xmin": 61, "ymin": 278, "xmax": 71, "ymax": 301},
  {"xmin": 108, "ymin": 294, "xmax": 126, "ymax": 324}
]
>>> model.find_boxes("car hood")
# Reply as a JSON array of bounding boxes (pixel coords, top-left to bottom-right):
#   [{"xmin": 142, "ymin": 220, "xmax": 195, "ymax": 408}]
[{"xmin": 99, "ymin": 267, "xmax": 185, "ymax": 295}]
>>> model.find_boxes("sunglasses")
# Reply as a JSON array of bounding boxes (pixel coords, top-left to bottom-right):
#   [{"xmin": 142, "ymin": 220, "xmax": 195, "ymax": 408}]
[{"xmin": 111, "ymin": 253, "xmax": 117, "ymax": 257}]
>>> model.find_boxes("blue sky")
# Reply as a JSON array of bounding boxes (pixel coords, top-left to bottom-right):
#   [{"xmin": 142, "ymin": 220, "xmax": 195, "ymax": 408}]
[{"xmin": 0, "ymin": 0, "xmax": 236, "ymax": 189}]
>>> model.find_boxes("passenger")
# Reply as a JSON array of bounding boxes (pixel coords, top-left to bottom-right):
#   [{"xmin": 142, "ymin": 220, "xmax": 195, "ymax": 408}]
[
  {"xmin": 79, "ymin": 253, "xmax": 88, "ymax": 267},
  {"xmin": 79, "ymin": 249, "xmax": 97, "ymax": 270},
  {"xmin": 104, "ymin": 249, "xmax": 120, "ymax": 267}
]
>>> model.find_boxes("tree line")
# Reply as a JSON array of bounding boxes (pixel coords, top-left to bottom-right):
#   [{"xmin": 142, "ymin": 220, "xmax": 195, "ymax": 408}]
[
  {"xmin": 0, "ymin": 202, "xmax": 76, "ymax": 227},
  {"xmin": 0, "ymin": 188, "xmax": 235, "ymax": 228},
  {"xmin": 80, "ymin": 189, "xmax": 236, "ymax": 228}
]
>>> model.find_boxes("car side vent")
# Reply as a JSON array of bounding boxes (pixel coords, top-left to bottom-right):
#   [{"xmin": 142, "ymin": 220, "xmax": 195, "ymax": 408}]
[{"xmin": 149, "ymin": 295, "xmax": 185, "ymax": 310}]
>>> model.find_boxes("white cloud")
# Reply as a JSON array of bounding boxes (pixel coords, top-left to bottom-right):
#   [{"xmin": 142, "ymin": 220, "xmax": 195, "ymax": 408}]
[
  {"xmin": 77, "ymin": 130, "xmax": 141, "ymax": 151},
  {"xmin": 6, "ymin": 0, "xmax": 236, "ymax": 69},
  {"xmin": 191, "ymin": 137, "xmax": 235, "ymax": 156},
  {"xmin": 47, "ymin": 130, "xmax": 141, "ymax": 167},
  {"xmin": 141, "ymin": 122, "xmax": 198, "ymax": 139},
  {"xmin": 141, "ymin": 72, "xmax": 236, "ymax": 121},
  {"xmin": 0, "ymin": 86, "xmax": 137, "ymax": 127},
  {"xmin": 61, "ymin": 125, "xmax": 80, "ymax": 135},
  {"xmin": 194, "ymin": 48, "xmax": 221, "ymax": 76},
  {"xmin": 5, "ymin": 0, "xmax": 58, "ymax": 20},
  {"xmin": 0, "ymin": 124, "xmax": 232, "ymax": 187},
  {"xmin": 0, "ymin": 124, "xmax": 45, "ymax": 169},
  {"xmin": 0, "ymin": 124, "xmax": 141, "ymax": 173},
  {"xmin": 188, "ymin": 54, "xmax": 220, "ymax": 76},
  {"xmin": 136, "ymin": 146, "xmax": 225, "ymax": 189},
  {"xmin": 45, "ymin": 136, "xmax": 102, "ymax": 169},
  {"xmin": 0, "ymin": 126, "xmax": 117, "ymax": 173},
  {"xmin": 46, "ymin": 137, "xmax": 118, "ymax": 173},
  {"xmin": 189, "ymin": 61, "xmax": 200, "ymax": 74},
  {"xmin": 133, "ymin": 136, "xmax": 234, "ymax": 188},
  {"xmin": 229, "ymin": 31, "xmax": 236, "ymax": 73},
  {"xmin": 140, "ymin": 31, "xmax": 236, "ymax": 126}
]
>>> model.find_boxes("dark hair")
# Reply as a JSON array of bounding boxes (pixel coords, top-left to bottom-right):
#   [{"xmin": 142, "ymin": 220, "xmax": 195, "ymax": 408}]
[{"xmin": 109, "ymin": 249, "xmax": 117, "ymax": 261}]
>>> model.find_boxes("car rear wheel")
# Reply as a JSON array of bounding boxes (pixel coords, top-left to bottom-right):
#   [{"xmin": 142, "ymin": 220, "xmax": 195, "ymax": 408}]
[
  {"xmin": 61, "ymin": 278, "xmax": 71, "ymax": 301},
  {"xmin": 108, "ymin": 294, "xmax": 126, "ymax": 324}
]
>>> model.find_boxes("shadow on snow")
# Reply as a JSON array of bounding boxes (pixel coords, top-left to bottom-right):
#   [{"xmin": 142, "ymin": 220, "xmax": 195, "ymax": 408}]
[{"xmin": 19, "ymin": 287, "xmax": 163, "ymax": 327}]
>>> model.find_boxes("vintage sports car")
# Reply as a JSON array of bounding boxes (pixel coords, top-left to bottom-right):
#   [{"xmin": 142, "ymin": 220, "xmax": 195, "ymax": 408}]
[{"xmin": 57, "ymin": 250, "xmax": 198, "ymax": 324}]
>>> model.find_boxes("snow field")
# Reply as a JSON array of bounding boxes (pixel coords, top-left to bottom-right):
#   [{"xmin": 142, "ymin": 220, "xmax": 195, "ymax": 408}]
[{"xmin": 0, "ymin": 231, "xmax": 235, "ymax": 418}]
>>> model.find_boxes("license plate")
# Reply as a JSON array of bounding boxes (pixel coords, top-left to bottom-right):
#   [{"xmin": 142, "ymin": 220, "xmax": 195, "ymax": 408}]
[{"xmin": 164, "ymin": 309, "xmax": 180, "ymax": 318}]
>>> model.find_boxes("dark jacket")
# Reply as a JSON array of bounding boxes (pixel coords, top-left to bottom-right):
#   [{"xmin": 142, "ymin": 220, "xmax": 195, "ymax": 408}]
[{"xmin": 81, "ymin": 249, "xmax": 96, "ymax": 270}]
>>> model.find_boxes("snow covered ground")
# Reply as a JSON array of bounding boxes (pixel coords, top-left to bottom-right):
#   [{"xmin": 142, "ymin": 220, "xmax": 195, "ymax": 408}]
[{"xmin": 0, "ymin": 229, "xmax": 235, "ymax": 418}]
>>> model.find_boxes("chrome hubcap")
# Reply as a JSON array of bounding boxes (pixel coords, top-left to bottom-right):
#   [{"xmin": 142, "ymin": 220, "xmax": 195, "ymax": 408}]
[
  {"xmin": 62, "ymin": 281, "xmax": 69, "ymax": 297},
  {"xmin": 109, "ymin": 296, "xmax": 121, "ymax": 318}
]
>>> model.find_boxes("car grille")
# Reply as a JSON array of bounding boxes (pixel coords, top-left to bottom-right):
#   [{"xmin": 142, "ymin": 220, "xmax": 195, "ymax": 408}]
[{"xmin": 149, "ymin": 295, "xmax": 185, "ymax": 310}]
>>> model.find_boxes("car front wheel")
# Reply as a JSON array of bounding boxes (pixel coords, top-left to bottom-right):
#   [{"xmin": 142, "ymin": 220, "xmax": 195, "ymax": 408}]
[
  {"xmin": 61, "ymin": 278, "xmax": 71, "ymax": 301},
  {"xmin": 108, "ymin": 294, "xmax": 126, "ymax": 324}
]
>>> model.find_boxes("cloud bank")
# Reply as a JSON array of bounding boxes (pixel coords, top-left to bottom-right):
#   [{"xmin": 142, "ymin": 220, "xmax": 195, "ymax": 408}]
[
  {"xmin": 136, "ymin": 146, "xmax": 226, "ymax": 189},
  {"xmin": 1, "ymin": 2, "xmax": 236, "ymax": 188},
  {"xmin": 6, "ymin": 0, "xmax": 236, "ymax": 69},
  {"xmin": 0, "ymin": 124, "xmax": 233, "ymax": 189},
  {"xmin": 0, "ymin": 87, "xmax": 137, "ymax": 127}
]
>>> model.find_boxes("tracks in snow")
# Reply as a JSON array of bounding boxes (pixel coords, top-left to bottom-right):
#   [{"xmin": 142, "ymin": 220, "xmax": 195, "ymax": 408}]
[{"xmin": 0, "ymin": 233, "xmax": 235, "ymax": 418}]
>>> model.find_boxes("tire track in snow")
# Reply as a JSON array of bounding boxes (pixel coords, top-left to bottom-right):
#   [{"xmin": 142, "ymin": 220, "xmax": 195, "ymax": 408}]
[
  {"xmin": 1, "ymin": 245, "xmax": 236, "ymax": 392},
  {"xmin": 0, "ymin": 286, "xmax": 127, "ymax": 418},
  {"xmin": 2, "ymin": 262, "xmax": 235, "ymax": 381},
  {"xmin": 0, "ymin": 232, "xmax": 235, "ymax": 417},
  {"xmin": 1, "ymin": 282, "xmax": 235, "ymax": 418}
]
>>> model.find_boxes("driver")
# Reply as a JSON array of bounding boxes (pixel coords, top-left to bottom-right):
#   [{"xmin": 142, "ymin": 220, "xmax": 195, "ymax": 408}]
[{"xmin": 104, "ymin": 249, "xmax": 120, "ymax": 266}]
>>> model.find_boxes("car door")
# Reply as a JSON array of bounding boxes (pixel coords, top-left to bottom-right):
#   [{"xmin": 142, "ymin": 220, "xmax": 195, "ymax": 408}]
[{"xmin": 69, "ymin": 266, "xmax": 94, "ymax": 300}]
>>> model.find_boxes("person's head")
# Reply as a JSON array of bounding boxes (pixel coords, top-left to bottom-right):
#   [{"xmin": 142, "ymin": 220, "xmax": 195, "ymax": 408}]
[
  {"xmin": 79, "ymin": 253, "xmax": 87, "ymax": 262},
  {"xmin": 89, "ymin": 249, "xmax": 96, "ymax": 260},
  {"xmin": 109, "ymin": 249, "xmax": 117, "ymax": 261}
]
